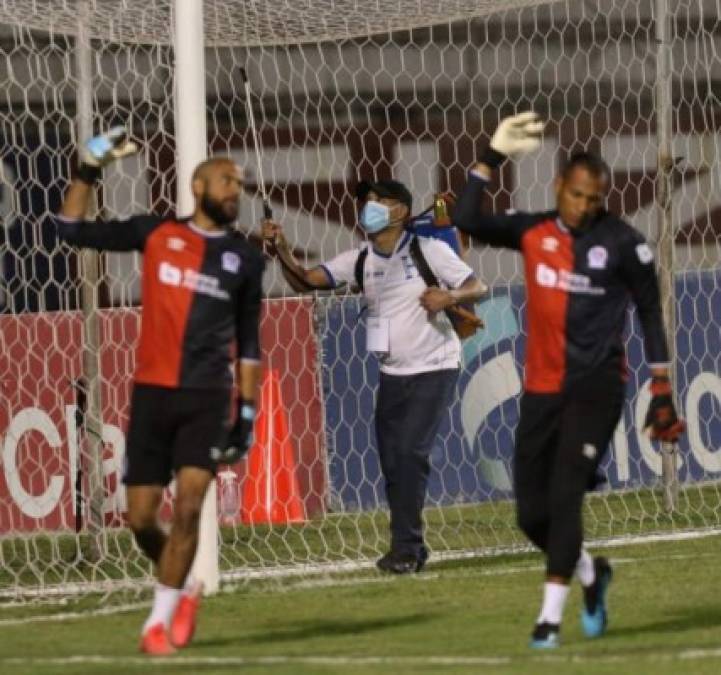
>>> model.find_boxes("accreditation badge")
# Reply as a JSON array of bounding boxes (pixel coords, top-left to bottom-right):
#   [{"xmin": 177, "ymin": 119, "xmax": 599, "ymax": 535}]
[{"xmin": 366, "ymin": 316, "xmax": 390, "ymax": 355}]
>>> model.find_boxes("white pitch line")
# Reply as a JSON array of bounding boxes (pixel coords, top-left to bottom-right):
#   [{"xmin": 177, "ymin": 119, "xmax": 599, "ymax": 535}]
[
  {"xmin": 0, "ymin": 602, "xmax": 149, "ymax": 627},
  {"xmin": 0, "ymin": 655, "xmax": 511, "ymax": 668},
  {"xmin": 680, "ymin": 647, "xmax": 721, "ymax": 660},
  {"xmin": 4, "ymin": 527, "xmax": 718, "ymax": 603},
  {"xmin": 7, "ymin": 646, "xmax": 721, "ymax": 670},
  {"xmin": 588, "ymin": 528, "xmax": 721, "ymax": 549}
]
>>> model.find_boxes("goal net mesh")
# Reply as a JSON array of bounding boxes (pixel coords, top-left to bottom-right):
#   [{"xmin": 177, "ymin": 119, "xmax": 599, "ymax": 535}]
[{"xmin": 1, "ymin": 0, "xmax": 720, "ymax": 601}]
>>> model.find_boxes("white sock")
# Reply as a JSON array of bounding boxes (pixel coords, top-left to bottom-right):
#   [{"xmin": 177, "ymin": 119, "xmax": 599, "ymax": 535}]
[
  {"xmin": 575, "ymin": 549, "xmax": 595, "ymax": 587},
  {"xmin": 536, "ymin": 582, "xmax": 570, "ymax": 625},
  {"xmin": 182, "ymin": 575, "xmax": 203, "ymax": 597},
  {"xmin": 142, "ymin": 583, "xmax": 181, "ymax": 634}
]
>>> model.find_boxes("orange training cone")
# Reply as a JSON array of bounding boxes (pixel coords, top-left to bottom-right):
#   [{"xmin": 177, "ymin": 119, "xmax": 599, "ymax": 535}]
[{"xmin": 241, "ymin": 369, "xmax": 305, "ymax": 525}]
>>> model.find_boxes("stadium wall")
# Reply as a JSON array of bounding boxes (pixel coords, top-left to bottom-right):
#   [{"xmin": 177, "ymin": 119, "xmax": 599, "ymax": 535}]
[
  {"xmin": 321, "ymin": 271, "xmax": 721, "ymax": 511},
  {"xmin": 2, "ymin": 273, "xmax": 720, "ymax": 532},
  {"xmin": 0, "ymin": 298, "xmax": 325, "ymax": 533}
]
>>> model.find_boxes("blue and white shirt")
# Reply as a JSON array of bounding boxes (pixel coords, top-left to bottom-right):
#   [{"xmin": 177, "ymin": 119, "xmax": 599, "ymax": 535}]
[{"xmin": 321, "ymin": 231, "xmax": 475, "ymax": 375}]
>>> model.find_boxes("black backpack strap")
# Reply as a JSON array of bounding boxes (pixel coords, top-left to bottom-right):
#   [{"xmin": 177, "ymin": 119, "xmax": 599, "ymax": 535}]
[
  {"xmin": 408, "ymin": 235, "xmax": 479, "ymax": 339},
  {"xmin": 354, "ymin": 247, "xmax": 369, "ymax": 292},
  {"xmin": 408, "ymin": 235, "xmax": 440, "ymax": 288}
]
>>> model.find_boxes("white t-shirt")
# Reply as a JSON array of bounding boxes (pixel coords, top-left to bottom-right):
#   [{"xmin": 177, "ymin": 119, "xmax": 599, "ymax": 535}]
[{"xmin": 321, "ymin": 231, "xmax": 475, "ymax": 375}]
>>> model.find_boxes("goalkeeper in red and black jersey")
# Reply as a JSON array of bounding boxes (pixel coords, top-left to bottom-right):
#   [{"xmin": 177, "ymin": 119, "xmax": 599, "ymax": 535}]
[
  {"xmin": 452, "ymin": 113, "xmax": 685, "ymax": 648},
  {"xmin": 53, "ymin": 129, "xmax": 264, "ymax": 656}
]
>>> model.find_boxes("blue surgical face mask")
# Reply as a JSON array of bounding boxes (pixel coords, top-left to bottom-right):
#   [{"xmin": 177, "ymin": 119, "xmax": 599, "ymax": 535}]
[{"xmin": 359, "ymin": 201, "xmax": 391, "ymax": 234}]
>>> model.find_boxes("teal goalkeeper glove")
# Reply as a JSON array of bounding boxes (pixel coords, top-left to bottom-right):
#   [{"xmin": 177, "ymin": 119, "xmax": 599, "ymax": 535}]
[{"xmin": 77, "ymin": 126, "xmax": 138, "ymax": 184}]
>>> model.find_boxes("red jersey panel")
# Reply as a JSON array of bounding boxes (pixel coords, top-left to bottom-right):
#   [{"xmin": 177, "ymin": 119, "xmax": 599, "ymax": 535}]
[
  {"xmin": 135, "ymin": 222, "xmax": 206, "ymax": 387},
  {"xmin": 54, "ymin": 214, "xmax": 264, "ymax": 390},
  {"xmin": 520, "ymin": 219, "xmax": 573, "ymax": 393}
]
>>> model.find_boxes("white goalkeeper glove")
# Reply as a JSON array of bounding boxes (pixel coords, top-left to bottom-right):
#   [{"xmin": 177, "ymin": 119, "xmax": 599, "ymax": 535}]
[
  {"xmin": 77, "ymin": 126, "xmax": 138, "ymax": 183},
  {"xmin": 480, "ymin": 112, "xmax": 544, "ymax": 169}
]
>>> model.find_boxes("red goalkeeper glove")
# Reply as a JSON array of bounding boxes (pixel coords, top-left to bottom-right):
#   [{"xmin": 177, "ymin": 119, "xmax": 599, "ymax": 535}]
[{"xmin": 643, "ymin": 375, "xmax": 685, "ymax": 442}]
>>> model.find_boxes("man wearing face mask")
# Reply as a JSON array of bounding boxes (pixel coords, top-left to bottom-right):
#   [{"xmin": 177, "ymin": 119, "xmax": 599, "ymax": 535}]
[
  {"xmin": 53, "ymin": 129, "xmax": 263, "ymax": 655},
  {"xmin": 262, "ymin": 179, "xmax": 486, "ymax": 574},
  {"xmin": 452, "ymin": 113, "xmax": 685, "ymax": 648}
]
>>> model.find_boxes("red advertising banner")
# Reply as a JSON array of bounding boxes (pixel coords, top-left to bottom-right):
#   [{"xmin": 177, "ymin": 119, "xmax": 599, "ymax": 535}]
[{"xmin": 0, "ymin": 299, "xmax": 325, "ymax": 534}]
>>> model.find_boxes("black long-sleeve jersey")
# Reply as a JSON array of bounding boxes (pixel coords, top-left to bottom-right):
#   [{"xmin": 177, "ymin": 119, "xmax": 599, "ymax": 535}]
[
  {"xmin": 53, "ymin": 214, "xmax": 264, "ymax": 390},
  {"xmin": 453, "ymin": 173, "xmax": 669, "ymax": 394}
]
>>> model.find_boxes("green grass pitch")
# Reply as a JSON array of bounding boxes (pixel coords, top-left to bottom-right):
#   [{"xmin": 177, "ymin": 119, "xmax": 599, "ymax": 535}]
[{"xmin": 2, "ymin": 535, "xmax": 721, "ymax": 674}]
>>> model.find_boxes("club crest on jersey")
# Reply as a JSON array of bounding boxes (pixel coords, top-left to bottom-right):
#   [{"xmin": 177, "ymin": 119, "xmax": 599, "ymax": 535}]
[
  {"xmin": 167, "ymin": 236, "xmax": 186, "ymax": 251},
  {"xmin": 541, "ymin": 236, "xmax": 559, "ymax": 252},
  {"xmin": 587, "ymin": 245, "xmax": 608, "ymax": 270},
  {"xmin": 636, "ymin": 243, "xmax": 654, "ymax": 264},
  {"xmin": 222, "ymin": 251, "xmax": 241, "ymax": 273}
]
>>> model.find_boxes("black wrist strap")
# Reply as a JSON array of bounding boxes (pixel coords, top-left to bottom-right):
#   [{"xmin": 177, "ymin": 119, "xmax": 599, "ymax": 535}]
[
  {"xmin": 75, "ymin": 163, "xmax": 101, "ymax": 185},
  {"xmin": 478, "ymin": 145, "xmax": 506, "ymax": 170}
]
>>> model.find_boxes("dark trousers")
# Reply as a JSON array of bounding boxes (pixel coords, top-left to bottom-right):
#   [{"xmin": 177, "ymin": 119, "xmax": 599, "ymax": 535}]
[
  {"xmin": 375, "ymin": 368, "xmax": 458, "ymax": 558},
  {"xmin": 513, "ymin": 368, "xmax": 625, "ymax": 578}
]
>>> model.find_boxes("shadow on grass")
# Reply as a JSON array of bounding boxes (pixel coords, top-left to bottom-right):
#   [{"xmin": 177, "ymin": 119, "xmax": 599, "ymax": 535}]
[
  {"xmin": 429, "ymin": 550, "xmax": 543, "ymax": 574},
  {"xmin": 194, "ymin": 612, "xmax": 438, "ymax": 649},
  {"xmin": 610, "ymin": 602, "xmax": 721, "ymax": 638}
]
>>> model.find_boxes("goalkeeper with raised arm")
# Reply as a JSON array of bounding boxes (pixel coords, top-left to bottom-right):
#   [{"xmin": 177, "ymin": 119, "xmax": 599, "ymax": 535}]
[
  {"xmin": 452, "ymin": 112, "xmax": 685, "ymax": 648},
  {"xmin": 53, "ymin": 129, "xmax": 264, "ymax": 655},
  {"xmin": 262, "ymin": 179, "xmax": 486, "ymax": 574}
]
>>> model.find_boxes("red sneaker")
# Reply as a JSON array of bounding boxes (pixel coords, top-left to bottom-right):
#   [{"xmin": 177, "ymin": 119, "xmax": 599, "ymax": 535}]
[
  {"xmin": 139, "ymin": 622, "xmax": 176, "ymax": 656},
  {"xmin": 170, "ymin": 588, "xmax": 202, "ymax": 648}
]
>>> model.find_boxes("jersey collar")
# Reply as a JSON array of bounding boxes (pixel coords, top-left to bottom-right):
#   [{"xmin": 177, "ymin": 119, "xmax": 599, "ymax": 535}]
[
  {"xmin": 556, "ymin": 211, "xmax": 608, "ymax": 238},
  {"xmin": 372, "ymin": 229, "xmax": 412, "ymax": 258},
  {"xmin": 188, "ymin": 220, "xmax": 228, "ymax": 238}
]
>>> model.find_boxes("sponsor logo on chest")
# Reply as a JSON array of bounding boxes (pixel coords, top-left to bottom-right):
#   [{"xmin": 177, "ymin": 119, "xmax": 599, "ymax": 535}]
[
  {"xmin": 364, "ymin": 256, "xmax": 418, "ymax": 284},
  {"xmin": 158, "ymin": 261, "xmax": 230, "ymax": 300},
  {"xmin": 534, "ymin": 262, "xmax": 605, "ymax": 296}
]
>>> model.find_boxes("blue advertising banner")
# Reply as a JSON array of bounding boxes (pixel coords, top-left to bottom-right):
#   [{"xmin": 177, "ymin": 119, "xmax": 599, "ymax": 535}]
[{"xmin": 321, "ymin": 273, "xmax": 721, "ymax": 512}]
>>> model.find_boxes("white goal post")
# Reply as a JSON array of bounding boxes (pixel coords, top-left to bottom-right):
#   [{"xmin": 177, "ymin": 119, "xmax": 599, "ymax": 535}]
[{"xmin": 0, "ymin": 0, "xmax": 720, "ymax": 604}]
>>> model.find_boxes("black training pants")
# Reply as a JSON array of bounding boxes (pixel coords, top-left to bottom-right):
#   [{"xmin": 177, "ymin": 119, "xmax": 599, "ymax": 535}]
[
  {"xmin": 513, "ymin": 368, "xmax": 625, "ymax": 578},
  {"xmin": 375, "ymin": 368, "xmax": 458, "ymax": 559}
]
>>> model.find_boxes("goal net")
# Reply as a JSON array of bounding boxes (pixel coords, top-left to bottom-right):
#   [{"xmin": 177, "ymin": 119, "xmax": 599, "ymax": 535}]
[{"xmin": 1, "ymin": 0, "xmax": 720, "ymax": 602}]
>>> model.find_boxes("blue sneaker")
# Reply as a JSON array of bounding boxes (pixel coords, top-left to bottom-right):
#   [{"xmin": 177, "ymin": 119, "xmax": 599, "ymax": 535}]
[
  {"xmin": 530, "ymin": 622, "xmax": 560, "ymax": 649},
  {"xmin": 581, "ymin": 556, "xmax": 613, "ymax": 638}
]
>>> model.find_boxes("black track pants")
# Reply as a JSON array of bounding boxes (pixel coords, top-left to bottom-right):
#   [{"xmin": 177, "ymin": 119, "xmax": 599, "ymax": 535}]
[{"xmin": 513, "ymin": 369, "xmax": 625, "ymax": 578}]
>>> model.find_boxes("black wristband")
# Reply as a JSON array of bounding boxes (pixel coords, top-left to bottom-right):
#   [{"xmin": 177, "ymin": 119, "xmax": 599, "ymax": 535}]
[
  {"xmin": 75, "ymin": 163, "xmax": 102, "ymax": 185},
  {"xmin": 478, "ymin": 145, "xmax": 507, "ymax": 170}
]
